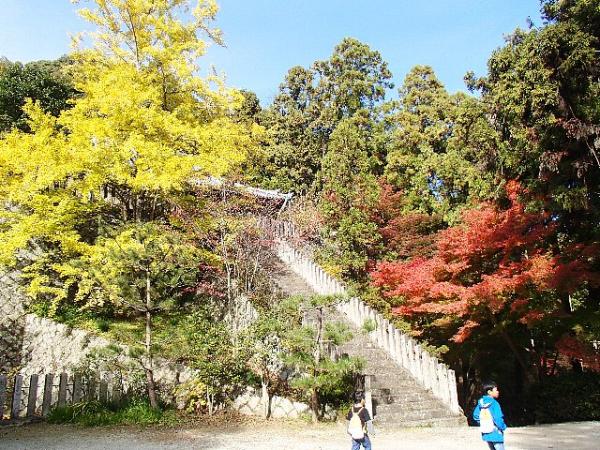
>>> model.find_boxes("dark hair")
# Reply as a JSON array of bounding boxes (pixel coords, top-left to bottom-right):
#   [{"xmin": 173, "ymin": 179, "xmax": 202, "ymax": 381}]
[
  {"xmin": 482, "ymin": 381, "xmax": 498, "ymax": 396},
  {"xmin": 353, "ymin": 391, "xmax": 365, "ymax": 403}
]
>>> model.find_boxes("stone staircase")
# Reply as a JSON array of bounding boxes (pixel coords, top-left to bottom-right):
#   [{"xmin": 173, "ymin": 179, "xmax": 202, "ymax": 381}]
[{"xmin": 269, "ymin": 256, "xmax": 466, "ymax": 427}]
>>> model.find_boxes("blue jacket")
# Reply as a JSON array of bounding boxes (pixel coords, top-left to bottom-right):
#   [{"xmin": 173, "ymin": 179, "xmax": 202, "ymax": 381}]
[{"xmin": 472, "ymin": 395, "xmax": 507, "ymax": 443}]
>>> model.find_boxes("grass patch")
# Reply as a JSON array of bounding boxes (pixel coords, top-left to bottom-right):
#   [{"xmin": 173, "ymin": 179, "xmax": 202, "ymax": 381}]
[{"xmin": 47, "ymin": 399, "xmax": 181, "ymax": 427}]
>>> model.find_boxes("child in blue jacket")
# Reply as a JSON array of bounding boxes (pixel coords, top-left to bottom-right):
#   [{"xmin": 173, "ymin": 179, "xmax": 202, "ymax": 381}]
[{"xmin": 473, "ymin": 382, "xmax": 507, "ymax": 450}]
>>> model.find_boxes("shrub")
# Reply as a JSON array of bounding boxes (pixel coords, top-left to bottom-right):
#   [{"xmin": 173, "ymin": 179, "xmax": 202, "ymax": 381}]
[
  {"xmin": 47, "ymin": 398, "xmax": 179, "ymax": 426},
  {"xmin": 532, "ymin": 372, "xmax": 600, "ymax": 423},
  {"xmin": 95, "ymin": 318, "xmax": 111, "ymax": 332}
]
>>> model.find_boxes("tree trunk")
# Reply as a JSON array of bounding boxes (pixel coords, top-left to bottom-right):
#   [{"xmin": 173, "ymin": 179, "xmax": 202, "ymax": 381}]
[
  {"xmin": 310, "ymin": 387, "xmax": 319, "ymax": 423},
  {"xmin": 313, "ymin": 307, "xmax": 323, "ymax": 366},
  {"xmin": 498, "ymin": 327, "xmax": 537, "ymax": 385},
  {"xmin": 261, "ymin": 379, "xmax": 271, "ymax": 419},
  {"xmin": 310, "ymin": 307, "xmax": 323, "ymax": 423},
  {"xmin": 489, "ymin": 312, "xmax": 537, "ymax": 385},
  {"xmin": 207, "ymin": 385, "xmax": 214, "ymax": 416},
  {"xmin": 145, "ymin": 271, "xmax": 159, "ymax": 410}
]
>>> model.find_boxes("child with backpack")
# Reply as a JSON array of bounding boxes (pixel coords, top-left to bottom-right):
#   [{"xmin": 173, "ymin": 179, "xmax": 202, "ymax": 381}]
[
  {"xmin": 347, "ymin": 391, "xmax": 373, "ymax": 450},
  {"xmin": 473, "ymin": 381, "xmax": 507, "ymax": 450}
]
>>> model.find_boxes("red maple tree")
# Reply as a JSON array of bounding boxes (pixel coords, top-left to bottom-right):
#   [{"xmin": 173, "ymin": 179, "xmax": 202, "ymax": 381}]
[{"xmin": 371, "ymin": 181, "xmax": 600, "ymax": 343}]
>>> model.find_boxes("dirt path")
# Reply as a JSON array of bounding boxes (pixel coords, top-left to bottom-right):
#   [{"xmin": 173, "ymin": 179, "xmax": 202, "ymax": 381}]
[{"xmin": 1, "ymin": 420, "xmax": 599, "ymax": 449}]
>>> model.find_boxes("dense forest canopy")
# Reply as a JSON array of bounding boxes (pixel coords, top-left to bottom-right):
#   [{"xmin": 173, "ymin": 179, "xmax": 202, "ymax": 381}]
[
  {"xmin": 1, "ymin": 0, "xmax": 599, "ymax": 423},
  {"xmin": 244, "ymin": 0, "xmax": 600, "ymax": 419}
]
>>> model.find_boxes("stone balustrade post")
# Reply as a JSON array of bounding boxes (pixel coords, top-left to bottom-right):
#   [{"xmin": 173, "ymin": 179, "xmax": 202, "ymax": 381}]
[
  {"xmin": 429, "ymin": 355, "xmax": 437, "ymax": 393},
  {"xmin": 357, "ymin": 302, "xmax": 364, "ymax": 326},
  {"xmin": 370, "ymin": 310, "xmax": 379, "ymax": 344},
  {"xmin": 300, "ymin": 256, "xmax": 306, "ymax": 283},
  {"xmin": 381, "ymin": 319, "xmax": 390, "ymax": 352},
  {"xmin": 373, "ymin": 314, "xmax": 381, "ymax": 347},
  {"xmin": 393, "ymin": 329, "xmax": 403, "ymax": 367},
  {"xmin": 406, "ymin": 338, "xmax": 415, "ymax": 377},
  {"xmin": 421, "ymin": 351, "xmax": 430, "ymax": 390},
  {"xmin": 364, "ymin": 375, "xmax": 373, "ymax": 419},
  {"xmin": 433, "ymin": 359, "xmax": 443, "ymax": 400},
  {"xmin": 388, "ymin": 323, "xmax": 397, "ymax": 361},
  {"xmin": 397, "ymin": 332, "xmax": 407, "ymax": 369},
  {"xmin": 438, "ymin": 365, "xmax": 450, "ymax": 405},
  {"xmin": 448, "ymin": 369, "xmax": 460, "ymax": 414},
  {"xmin": 26, "ymin": 374, "xmax": 39, "ymax": 418},
  {"xmin": 413, "ymin": 344, "xmax": 423, "ymax": 383},
  {"xmin": 378, "ymin": 315, "xmax": 386, "ymax": 349}
]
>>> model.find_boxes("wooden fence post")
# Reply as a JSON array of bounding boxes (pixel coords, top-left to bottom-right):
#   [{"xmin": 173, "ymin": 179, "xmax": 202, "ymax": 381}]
[
  {"xmin": 88, "ymin": 377, "xmax": 97, "ymax": 401},
  {"xmin": 0, "ymin": 374, "xmax": 7, "ymax": 419},
  {"xmin": 11, "ymin": 374, "xmax": 23, "ymax": 419},
  {"xmin": 26, "ymin": 374, "xmax": 39, "ymax": 417},
  {"xmin": 58, "ymin": 373, "xmax": 68, "ymax": 406},
  {"xmin": 112, "ymin": 375, "xmax": 123, "ymax": 404},
  {"xmin": 99, "ymin": 380, "xmax": 108, "ymax": 403},
  {"xmin": 42, "ymin": 373, "xmax": 54, "ymax": 417},
  {"xmin": 73, "ymin": 373, "xmax": 83, "ymax": 403}
]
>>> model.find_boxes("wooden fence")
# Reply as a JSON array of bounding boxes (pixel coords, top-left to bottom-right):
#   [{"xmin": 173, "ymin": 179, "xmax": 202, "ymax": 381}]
[{"xmin": 0, "ymin": 373, "xmax": 123, "ymax": 422}]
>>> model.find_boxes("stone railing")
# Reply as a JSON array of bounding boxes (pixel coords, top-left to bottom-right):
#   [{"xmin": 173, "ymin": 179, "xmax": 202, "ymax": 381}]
[{"xmin": 258, "ymin": 217, "xmax": 462, "ymax": 415}]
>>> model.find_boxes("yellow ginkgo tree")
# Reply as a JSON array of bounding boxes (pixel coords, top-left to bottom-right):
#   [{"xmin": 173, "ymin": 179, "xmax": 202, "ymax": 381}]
[
  {"xmin": 0, "ymin": 0, "xmax": 258, "ymax": 403},
  {"xmin": 0, "ymin": 0, "xmax": 255, "ymax": 273}
]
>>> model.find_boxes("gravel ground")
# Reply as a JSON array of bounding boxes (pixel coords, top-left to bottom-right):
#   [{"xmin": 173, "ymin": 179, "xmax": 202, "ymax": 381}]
[{"xmin": 1, "ymin": 420, "xmax": 599, "ymax": 450}]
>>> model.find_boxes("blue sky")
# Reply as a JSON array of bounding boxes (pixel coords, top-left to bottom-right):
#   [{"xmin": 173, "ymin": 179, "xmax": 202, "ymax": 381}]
[{"xmin": 0, "ymin": 0, "xmax": 544, "ymax": 106}]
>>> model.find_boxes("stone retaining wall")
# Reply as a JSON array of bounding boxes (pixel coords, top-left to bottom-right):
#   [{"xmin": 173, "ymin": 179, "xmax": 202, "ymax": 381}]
[
  {"xmin": 233, "ymin": 388, "xmax": 311, "ymax": 419},
  {"xmin": 224, "ymin": 295, "xmax": 259, "ymax": 335},
  {"xmin": 0, "ymin": 270, "xmax": 301, "ymax": 419},
  {"xmin": 0, "ymin": 270, "xmax": 28, "ymax": 374},
  {"xmin": 0, "ymin": 271, "xmax": 193, "ymax": 389}
]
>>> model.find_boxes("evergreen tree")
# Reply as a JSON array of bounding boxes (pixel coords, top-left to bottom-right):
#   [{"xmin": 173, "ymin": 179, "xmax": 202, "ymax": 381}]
[{"xmin": 0, "ymin": 57, "xmax": 77, "ymax": 133}]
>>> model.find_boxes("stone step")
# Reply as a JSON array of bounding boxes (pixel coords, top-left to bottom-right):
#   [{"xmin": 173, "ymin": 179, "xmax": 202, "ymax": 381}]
[
  {"xmin": 375, "ymin": 415, "xmax": 467, "ymax": 428},
  {"xmin": 371, "ymin": 390, "xmax": 437, "ymax": 404},
  {"xmin": 370, "ymin": 378, "xmax": 419, "ymax": 389},
  {"xmin": 269, "ymin": 253, "xmax": 467, "ymax": 427},
  {"xmin": 370, "ymin": 382, "xmax": 435, "ymax": 392},
  {"xmin": 369, "ymin": 374, "xmax": 420, "ymax": 383},
  {"xmin": 347, "ymin": 354, "xmax": 401, "ymax": 366},
  {"xmin": 373, "ymin": 399, "xmax": 449, "ymax": 414},
  {"xmin": 372, "ymin": 393, "xmax": 442, "ymax": 407},
  {"xmin": 373, "ymin": 404, "xmax": 461, "ymax": 421}
]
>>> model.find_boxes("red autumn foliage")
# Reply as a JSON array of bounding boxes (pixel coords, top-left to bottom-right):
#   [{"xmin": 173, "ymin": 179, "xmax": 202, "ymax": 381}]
[
  {"xmin": 371, "ymin": 181, "xmax": 600, "ymax": 343},
  {"xmin": 372, "ymin": 182, "xmax": 443, "ymax": 259},
  {"xmin": 554, "ymin": 334, "xmax": 600, "ymax": 373}
]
